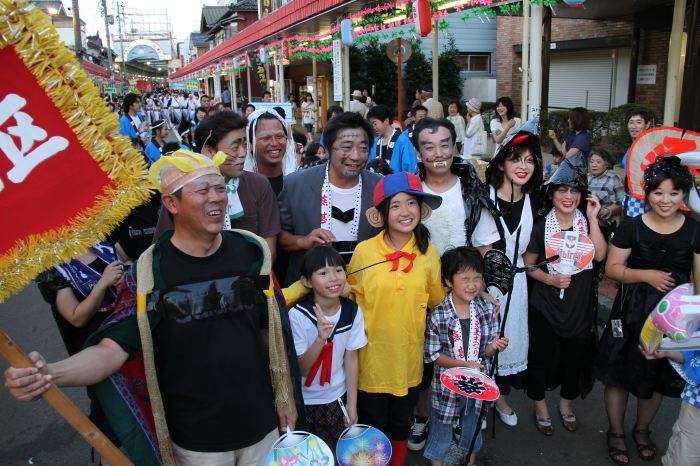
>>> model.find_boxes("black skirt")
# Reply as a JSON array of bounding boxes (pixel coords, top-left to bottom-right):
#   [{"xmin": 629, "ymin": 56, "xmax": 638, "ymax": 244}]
[{"xmin": 593, "ymin": 282, "xmax": 684, "ymax": 398}]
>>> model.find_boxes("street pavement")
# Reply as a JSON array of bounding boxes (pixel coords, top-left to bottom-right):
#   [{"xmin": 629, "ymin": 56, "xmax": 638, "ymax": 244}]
[{"xmin": 1, "ymin": 283, "xmax": 680, "ymax": 466}]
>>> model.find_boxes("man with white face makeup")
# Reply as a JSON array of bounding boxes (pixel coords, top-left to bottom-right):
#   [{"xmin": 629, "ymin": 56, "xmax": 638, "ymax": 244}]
[
  {"xmin": 414, "ymin": 118, "xmax": 495, "ymax": 254},
  {"xmin": 277, "ymin": 112, "xmax": 382, "ymax": 285},
  {"xmin": 244, "ymin": 109, "xmax": 298, "ymax": 196}
]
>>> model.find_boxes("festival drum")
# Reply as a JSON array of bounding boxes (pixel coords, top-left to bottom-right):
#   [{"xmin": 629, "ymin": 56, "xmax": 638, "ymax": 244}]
[
  {"xmin": 265, "ymin": 431, "xmax": 334, "ymax": 466},
  {"xmin": 441, "ymin": 367, "xmax": 500, "ymax": 401},
  {"xmin": 336, "ymin": 424, "xmax": 391, "ymax": 466}
]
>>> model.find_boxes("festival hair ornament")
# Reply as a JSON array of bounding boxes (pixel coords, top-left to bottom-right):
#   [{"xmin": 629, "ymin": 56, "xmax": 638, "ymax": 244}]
[
  {"xmin": 626, "ymin": 126, "xmax": 700, "ymax": 213},
  {"xmin": 148, "ymin": 149, "xmax": 226, "ymax": 195},
  {"xmin": 642, "ymin": 155, "xmax": 694, "ymax": 196}
]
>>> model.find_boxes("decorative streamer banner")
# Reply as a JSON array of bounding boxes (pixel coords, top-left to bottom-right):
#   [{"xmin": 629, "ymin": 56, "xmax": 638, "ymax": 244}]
[
  {"xmin": 175, "ymin": 0, "xmax": 560, "ymax": 79},
  {"xmin": 247, "ymin": 50, "xmax": 267, "ymax": 92}
]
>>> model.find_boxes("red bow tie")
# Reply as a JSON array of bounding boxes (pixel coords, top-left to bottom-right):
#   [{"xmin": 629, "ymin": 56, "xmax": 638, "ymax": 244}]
[
  {"xmin": 305, "ymin": 341, "xmax": 334, "ymax": 387},
  {"xmin": 385, "ymin": 250, "xmax": 417, "ymax": 273}
]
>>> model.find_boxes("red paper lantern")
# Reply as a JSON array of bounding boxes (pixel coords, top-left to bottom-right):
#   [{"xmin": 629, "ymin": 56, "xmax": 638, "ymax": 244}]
[{"xmin": 413, "ymin": 0, "xmax": 431, "ymax": 37}]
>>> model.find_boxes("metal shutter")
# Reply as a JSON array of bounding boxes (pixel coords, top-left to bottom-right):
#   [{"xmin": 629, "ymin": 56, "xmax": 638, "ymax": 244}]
[{"xmin": 549, "ymin": 49, "xmax": 613, "ymax": 111}]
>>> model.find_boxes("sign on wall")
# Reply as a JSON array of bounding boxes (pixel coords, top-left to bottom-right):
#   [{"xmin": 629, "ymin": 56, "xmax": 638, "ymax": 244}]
[{"xmin": 636, "ymin": 65, "xmax": 657, "ymax": 85}]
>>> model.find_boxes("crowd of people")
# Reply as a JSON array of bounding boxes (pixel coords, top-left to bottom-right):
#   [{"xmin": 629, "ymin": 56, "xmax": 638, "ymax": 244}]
[{"xmin": 4, "ymin": 89, "xmax": 700, "ymax": 466}]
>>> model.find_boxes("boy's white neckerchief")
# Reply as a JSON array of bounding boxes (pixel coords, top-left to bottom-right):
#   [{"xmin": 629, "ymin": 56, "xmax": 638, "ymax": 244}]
[{"xmin": 448, "ymin": 293, "xmax": 480, "ymax": 363}]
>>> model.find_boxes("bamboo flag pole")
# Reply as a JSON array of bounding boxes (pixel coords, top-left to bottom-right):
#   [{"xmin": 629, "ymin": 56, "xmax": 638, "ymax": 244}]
[{"xmin": 0, "ymin": 330, "xmax": 133, "ymax": 466}]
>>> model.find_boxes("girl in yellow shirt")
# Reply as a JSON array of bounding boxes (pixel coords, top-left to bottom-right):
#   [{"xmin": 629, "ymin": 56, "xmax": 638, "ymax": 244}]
[{"xmin": 348, "ymin": 172, "xmax": 445, "ymax": 466}]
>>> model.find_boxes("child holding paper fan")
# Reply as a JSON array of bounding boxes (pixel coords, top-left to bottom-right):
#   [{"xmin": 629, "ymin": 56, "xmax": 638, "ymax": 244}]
[
  {"xmin": 347, "ymin": 172, "xmax": 445, "ymax": 466},
  {"xmin": 423, "ymin": 247, "xmax": 508, "ymax": 466},
  {"xmin": 289, "ymin": 246, "xmax": 368, "ymax": 448}
]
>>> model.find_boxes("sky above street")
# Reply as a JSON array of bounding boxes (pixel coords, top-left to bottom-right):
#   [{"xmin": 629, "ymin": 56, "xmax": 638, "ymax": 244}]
[{"xmin": 75, "ymin": 0, "xmax": 212, "ymax": 45}]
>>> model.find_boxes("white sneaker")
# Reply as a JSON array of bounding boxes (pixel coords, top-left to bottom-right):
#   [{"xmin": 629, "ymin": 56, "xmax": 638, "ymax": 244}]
[
  {"xmin": 495, "ymin": 405, "xmax": 518, "ymax": 426},
  {"xmin": 408, "ymin": 418, "xmax": 429, "ymax": 451},
  {"xmin": 481, "ymin": 418, "xmax": 487, "ymax": 430}
]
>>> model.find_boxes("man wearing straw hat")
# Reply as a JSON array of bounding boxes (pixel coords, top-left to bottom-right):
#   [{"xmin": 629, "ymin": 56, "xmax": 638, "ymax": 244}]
[{"xmin": 4, "ymin": 149, "xmax": 296, "ymax": 466}]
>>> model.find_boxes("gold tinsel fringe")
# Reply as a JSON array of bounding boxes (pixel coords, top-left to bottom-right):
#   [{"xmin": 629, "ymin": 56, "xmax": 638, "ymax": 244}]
[{"xmin": 0, "ymin": 0, "xmax": 152, "ymax": 303}]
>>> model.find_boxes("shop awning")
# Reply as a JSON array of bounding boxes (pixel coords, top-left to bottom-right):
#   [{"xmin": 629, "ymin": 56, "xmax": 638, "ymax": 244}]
[
  {"xmin": 171, "ymin": 0, "xmax": 351, "ymax": 80},
  {"xmin": 81, "ymin": 60, "xmax": 124, "ymax": 82}
]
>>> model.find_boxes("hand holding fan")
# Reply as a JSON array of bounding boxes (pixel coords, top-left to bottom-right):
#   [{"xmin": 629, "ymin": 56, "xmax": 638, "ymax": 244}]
[
  {"xmin": 266, "ymin": 430, "xmax": 334, "ymax": 466},
  {"xmin": 336, "ymin": 424, "xmax": 391, "ymax": 466},
  {"xmin": 545, "ymin": 231, "xmax": 595, "ymax": 299},
  {"xmin": 441, "ymin": 367, "xmax": 500, "ymax": 401}
]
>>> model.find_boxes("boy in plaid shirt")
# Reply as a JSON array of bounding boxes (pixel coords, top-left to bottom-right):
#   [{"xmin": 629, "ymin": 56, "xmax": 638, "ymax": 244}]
[
  {"xmin": 642, "ymin": 349, "xmax": 700, "ymax": 466},
  {"xmin": 423, "ymin": 247, "xmax": 508, "ymax": 466}
]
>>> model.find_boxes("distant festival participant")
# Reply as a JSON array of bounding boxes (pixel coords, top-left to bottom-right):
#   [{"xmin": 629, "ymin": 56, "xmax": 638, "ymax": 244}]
[
  {"xmin": 490, "ymin": 97, "xmax": 521, "ymax": 157},
  {"xmin": 144, "ymin": 119, "xmax": 169, "ymax": 164},
  {"xmin": 119, "ymin": 93, "xmax": 148, "ymax": 143},
  {"xmin": 621, "ymin": 109, "xmax": 654, "ymax": 219},
  {"xmin": 547, "ymin": 107, "xmax": 592, "ymax": 158},
  {"xmin": 367, "ymin": 104, "xmax": 417, "ymax": 174}
]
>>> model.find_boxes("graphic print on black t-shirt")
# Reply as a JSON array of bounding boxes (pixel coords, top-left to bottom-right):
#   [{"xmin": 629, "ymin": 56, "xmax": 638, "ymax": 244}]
[{"xmin": 154, "ymin": 231, "xmax": 277, "ymax": 452}]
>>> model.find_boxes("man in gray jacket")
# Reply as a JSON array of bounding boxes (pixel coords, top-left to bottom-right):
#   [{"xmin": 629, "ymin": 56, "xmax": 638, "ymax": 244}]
[{"xmin": 277, "ymin": 112, "xmax": 381, "ymax": 285}]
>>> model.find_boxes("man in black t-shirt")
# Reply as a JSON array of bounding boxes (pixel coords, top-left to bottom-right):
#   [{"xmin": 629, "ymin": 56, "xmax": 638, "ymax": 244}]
[{"xmin": 5, "ymin": 149, "xmax": 296, "ymax": 466}]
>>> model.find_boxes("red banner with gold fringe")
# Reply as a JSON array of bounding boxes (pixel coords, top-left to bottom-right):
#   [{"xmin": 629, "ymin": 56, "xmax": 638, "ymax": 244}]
[{"xmin": 0, "ymin": 0, "xmax": 151, "ymax": 302}]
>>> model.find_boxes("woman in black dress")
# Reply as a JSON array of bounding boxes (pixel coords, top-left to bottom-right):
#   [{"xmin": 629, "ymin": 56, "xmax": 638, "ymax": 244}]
[
  {"xmin": 594, "ymin": 156, "xmax": 700, "ymax": 465},
  {"xmin": 524, "ymin": 154, "xmax": 607, "ymax": 436}
]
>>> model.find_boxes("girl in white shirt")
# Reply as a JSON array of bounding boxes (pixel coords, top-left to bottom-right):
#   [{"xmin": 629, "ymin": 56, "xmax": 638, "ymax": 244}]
[
  {"xmin": 289, "ymin": 246, "xmax": 367, "ymax": 448},
  {"xmin": 490, "ymin": 97, "xmax": 522, "ymax": 158}
]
